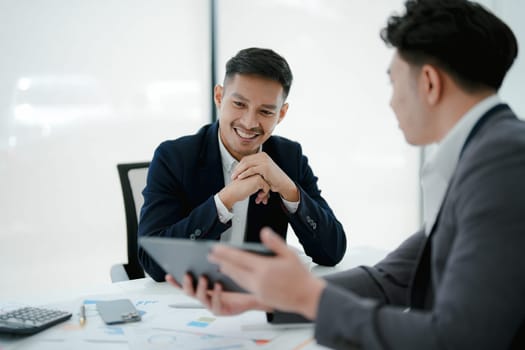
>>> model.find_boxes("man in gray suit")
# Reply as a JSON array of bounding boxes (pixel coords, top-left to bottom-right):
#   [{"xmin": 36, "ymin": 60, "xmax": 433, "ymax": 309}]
[{"xmin": 170, "ymin": 0, "xmax": 525, "ymax": 348}]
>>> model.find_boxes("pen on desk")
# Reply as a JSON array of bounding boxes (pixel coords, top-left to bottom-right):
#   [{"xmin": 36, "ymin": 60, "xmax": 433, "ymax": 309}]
[
  {"xmin": 242, "ymin": 323, "xmax": 313, "ymax": 331},
  {"xmin": 79, "ymin": 304, "xmax": 86, "ymax": 326},
  {"xmin": 168, "ymin": 302, "xmax": 205, "ymax": 309}
]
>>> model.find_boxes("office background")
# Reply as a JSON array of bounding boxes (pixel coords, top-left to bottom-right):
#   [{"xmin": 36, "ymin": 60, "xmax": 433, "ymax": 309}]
[{"xmin": 0, "ymin": 0, "xmax": 523, "ymax": 297}]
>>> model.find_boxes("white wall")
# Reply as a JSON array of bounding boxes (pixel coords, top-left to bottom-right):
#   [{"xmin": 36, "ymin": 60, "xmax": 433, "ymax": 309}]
[
  {"xmin": 0, "ymin": 0, "xmax": 210, "ymax": 297},
  {"xmin": 488, "ymin": 0, "xmax": 525, "ymax": 119},
  {"xmin": 217, "ymin": 0, "xmax": 420, "ymax": 251}
]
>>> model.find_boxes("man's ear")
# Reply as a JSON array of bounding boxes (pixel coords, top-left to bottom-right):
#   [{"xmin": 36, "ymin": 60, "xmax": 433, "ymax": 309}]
[
  {"xmin": 214, "ymin": 84, "xmax": 223, "ymax": 109},
  {"xmin": 421, "ymin": 64, "xmax": 442, "ymax": 106},
  {"xmin": 277, "ymin": 103, "xmax": 289, "ymax": 124}
]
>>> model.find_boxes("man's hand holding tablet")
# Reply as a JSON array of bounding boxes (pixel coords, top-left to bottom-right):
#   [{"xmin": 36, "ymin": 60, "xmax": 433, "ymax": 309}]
[{"xmin": 139, "ymin": 236, "xmax": 275, "ymax": 293}]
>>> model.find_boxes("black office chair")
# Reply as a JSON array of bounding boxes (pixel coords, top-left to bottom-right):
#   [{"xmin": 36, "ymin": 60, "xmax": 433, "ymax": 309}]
[{"xmin": 110, "ymin": 162, "xmax": 150, "ymax": 282}]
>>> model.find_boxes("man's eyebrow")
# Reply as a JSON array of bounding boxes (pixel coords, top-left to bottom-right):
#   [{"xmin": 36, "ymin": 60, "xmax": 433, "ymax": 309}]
[
  {"xmin": 260, "ymin": 104, "xmax": 278, "ymax": 110},
  {"xmin": 231, "ymin": 92, "xmax": 278, "ymax": 110},
  {"xmin": 231, "ymin": 92, "xmax": 249, "ymax": 101}
]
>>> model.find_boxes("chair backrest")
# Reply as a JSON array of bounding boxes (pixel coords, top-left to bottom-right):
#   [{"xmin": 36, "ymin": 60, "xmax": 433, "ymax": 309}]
[{"xmin": 117, "ymin": 162, "xmax": 150, "ymax": 280}]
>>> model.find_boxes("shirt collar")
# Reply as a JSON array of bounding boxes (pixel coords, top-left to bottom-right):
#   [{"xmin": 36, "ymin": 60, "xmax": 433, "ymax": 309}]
[
  {"xmin": 218, "ymin": 131, "xmax": 238, "ymax": 174},
  {"xmin": 423, "ymin": 94, "xmax": 501, "ymax": 180},
  {"xmin": 421, "ymin": 94, "xmax": 501, "ymax": 234}
]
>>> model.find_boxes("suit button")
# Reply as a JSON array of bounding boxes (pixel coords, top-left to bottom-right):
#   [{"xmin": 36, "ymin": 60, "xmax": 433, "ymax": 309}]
[
  {"xmin": 194, "ymin": 229, "xmax": 202, "ymax": 237},
  {"xmin": 306, "ymin": 216, "xmax": 317, "ymax": 230}
]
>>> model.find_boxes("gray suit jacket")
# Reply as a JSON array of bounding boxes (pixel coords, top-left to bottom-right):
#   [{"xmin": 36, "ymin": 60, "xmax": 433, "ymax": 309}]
[{"xmin": 314, "ymin": 104, "xmax": 525, "ymax": 349}]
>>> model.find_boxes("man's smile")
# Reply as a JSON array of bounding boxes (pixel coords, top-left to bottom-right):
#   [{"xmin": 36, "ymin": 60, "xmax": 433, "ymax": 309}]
[{"xmin": 233, "ymin": 127, "xmax": 261, "ymax": 140}]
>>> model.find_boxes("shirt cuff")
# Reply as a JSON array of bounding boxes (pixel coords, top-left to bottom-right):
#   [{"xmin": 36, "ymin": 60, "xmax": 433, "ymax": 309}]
[
  {"xmin": 214, "ymin": 194, "xmax": 234, "ymax": 224},
  {"xmin": 281, "ymin": 196, "xmax": 299, "ymax": 214}
]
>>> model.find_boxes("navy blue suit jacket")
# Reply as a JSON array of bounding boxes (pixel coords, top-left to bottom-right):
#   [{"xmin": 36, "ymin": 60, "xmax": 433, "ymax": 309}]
[{"xmin": 138, "ymin": 122, "xmax": 347, "ymax": 281}]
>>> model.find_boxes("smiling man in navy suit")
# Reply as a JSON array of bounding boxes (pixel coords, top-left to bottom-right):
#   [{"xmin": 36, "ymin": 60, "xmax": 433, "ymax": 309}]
[
  {"xmin": 138, "ymin": 48, "xmax": 347, "ymax": 282},
  {"xmin": 173, "ymin": 1, "xmax": 525, "ymax": 349}
]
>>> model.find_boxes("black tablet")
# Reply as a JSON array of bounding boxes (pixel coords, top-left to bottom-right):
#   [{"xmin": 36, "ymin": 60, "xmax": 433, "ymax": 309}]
[{"xmin": 139, "ymin": 236, "xmax": 275, "ymax": 293}]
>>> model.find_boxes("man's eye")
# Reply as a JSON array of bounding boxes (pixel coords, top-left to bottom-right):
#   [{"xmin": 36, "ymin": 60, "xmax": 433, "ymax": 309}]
[
  {"xmin": 260, "ymin": 110, "xmax": 274, "ymax": 116},
  {"xmin": 233, "ymin": 101, "xmax": 245, "ymax": 108}
]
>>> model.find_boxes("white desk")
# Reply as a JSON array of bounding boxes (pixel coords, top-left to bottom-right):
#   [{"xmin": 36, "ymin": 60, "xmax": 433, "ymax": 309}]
[
  {"xmin": 0, "ymin": 277, "xmax": 330, "ymax": 350},
  {"xmin": 0, "ymin": 246, "xmax": 386, "ymax": 350}
]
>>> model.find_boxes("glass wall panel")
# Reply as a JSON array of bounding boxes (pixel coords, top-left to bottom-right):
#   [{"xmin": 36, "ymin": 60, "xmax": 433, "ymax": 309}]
[
  {"xmin": 0, "ymin": 0, "xmax": 210, "ymax": 297},
  {"xmin": 481, "ymin": 0, "xmax": 525, "ymax": 118}
]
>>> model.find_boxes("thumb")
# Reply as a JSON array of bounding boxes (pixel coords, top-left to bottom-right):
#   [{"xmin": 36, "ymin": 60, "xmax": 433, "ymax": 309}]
[{"xmin": 260, "ymin": 227, "xmax": 290, "ymax": 257}]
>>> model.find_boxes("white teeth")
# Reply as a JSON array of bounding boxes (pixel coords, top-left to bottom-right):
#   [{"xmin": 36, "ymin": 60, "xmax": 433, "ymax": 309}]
[{"xmin": 236, "ymin": 128, "xmax": 259, "ymax": 139}]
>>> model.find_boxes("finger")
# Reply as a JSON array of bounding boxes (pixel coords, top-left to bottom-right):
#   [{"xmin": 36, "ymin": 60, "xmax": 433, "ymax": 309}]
[
  {"xmin": 233, "ymin": 166, "xmax": 259, "ymax": 180},
  {"xmin": 209, "ymin": 246, "xmax": 265, "ymax": 293},
  {"xmin": 231, "ymin": 159, "xmax": 255, "ymax": 180},
  {"xmin": 258, "ymin": 175, "xmax": 271, "ymax": 194},
  {"xmin": 237, "ymin": 153, "xmax": 277, "ymax": 182},
  {"xmin": 255, "ymin": 175, "xmax": 271, "ymax": 204},
  {"xmin": 232, "ymin": 152, "xmax": 262, "ymax": 179},
  {"xmin": 260, "ymin": 227, "xmax": 291, "ymax": 257},
  {"xmin": 232, "ymin": 153, "xmax": 268, "ymax": 179},
  {"xmin": 255, "ymin": 190, "xmax": 269, "ymax": 205},
  {"xmin": 195, "ymin": 276, "xmax": 212, "ymax": 308},
  {"xmin": 165, "ymin": 274, "xmax": 182, "ymax": 289},
  {"xmin": 182, "ymin": 273, "xmax": 196, "ymax": 296},
  {"xmin": 210, "ymin": 283, "xmax": 224, "ymax": 314},
  {"xmin": 217, "ymin": 259, "xmax": 257, "ymax": 293}
]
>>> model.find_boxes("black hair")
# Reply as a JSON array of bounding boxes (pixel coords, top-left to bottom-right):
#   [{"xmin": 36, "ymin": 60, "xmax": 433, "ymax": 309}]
[
  {"xmin": 224, "ymin": 47, "xmax": 293, "ymax": 99},
  {"xmin": 381, "ymin": 0, "xmax": 518, "ymax": 91}
]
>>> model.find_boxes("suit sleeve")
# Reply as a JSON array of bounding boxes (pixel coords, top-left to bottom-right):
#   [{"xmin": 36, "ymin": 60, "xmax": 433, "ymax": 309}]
[
  {"xmin": 314, "ymin": 137, "xmax": 525, "ymax": 349},
  {"xmin": 269, "ymin": 229, "xmax": 423, "ymax": 324},
  {"xmin": 324, "ymin": 229, "xmax": 423, "ymax": 305},
  {"xmin": 137, "ymin": 143, "xmax": 230, "ymax": 281},
  {"xmin": 286, "ymin": 146, "xmax": 347, "ymax": 266}
]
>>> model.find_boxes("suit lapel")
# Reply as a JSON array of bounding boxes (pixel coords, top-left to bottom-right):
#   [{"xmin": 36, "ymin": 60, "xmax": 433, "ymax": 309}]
[
  {"xmin": 194, "ymin": 122, "xmax": 225, "ymax": 204},
  {"xmin": 409, "ymin": 233, "xmax": 434, "ymax": 309},
  {"xmin": 409, "ymin": 104, "xmax": 512, "ymax": 309}
]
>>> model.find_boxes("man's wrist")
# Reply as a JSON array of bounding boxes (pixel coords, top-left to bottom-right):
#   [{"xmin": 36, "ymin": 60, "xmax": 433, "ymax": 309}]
[
  {"xmin": 218, "ymin": 188, "xmax": 234, "ymax": 211},
  {"xmin": 299, "ymin": 277, "xmax": 326, "ymax": 320},
  {"xmin": 280, "ymin": 181, "xmax": 300, "ymax": 202},
  {"xmin": 251, "ymin": 298, "xmax": 273, "ymax": 312},
  {"xmin": 214, "ymin": 193, "xmax": 234, "ymax": 223}
]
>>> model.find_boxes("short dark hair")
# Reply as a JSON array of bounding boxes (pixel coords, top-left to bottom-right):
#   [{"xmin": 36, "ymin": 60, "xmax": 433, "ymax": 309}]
[
  {"xmin": 381, "ymin": 0, "xmax": 518, "ymax": 92},
  {"xmin": 224, "ymin": 48, "xmax": 293, "ymax": 100}
]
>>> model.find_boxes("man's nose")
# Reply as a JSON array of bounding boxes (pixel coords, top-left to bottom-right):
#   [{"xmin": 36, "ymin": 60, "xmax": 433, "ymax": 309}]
[{"xmin": 239, "ymin": 109, "xmax": 259, "ymax": 129}]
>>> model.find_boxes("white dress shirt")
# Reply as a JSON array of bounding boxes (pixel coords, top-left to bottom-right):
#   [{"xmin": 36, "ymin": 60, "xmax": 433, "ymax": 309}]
[
  {"xmin": 213, "ymin": 132, "xmax": 299, "ymax": 243},
  {"xmin": 421, "ymin": 94, "xmax": 501, "ymax": 235}
]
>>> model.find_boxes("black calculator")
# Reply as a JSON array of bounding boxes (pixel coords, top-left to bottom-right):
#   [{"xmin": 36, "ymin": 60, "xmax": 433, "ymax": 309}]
[{"xmin": 0, "ymin": 306, "xmax": 72, "ymax": 335}]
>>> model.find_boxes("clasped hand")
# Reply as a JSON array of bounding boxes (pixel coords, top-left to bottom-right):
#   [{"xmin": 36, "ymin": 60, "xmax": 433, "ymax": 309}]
[{"xmin": 218, "ymin": 152, "xmax": 298, "ymax": 210}]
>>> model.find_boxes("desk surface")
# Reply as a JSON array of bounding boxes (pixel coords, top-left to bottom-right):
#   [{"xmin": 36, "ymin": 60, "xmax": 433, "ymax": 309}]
[
  {"xmin": 1, "ymin": 277, "xmax": 330, "ymax": 350},
  {"xmin": 0, "ymin": 246, "xmax": 386, "ymax": 350}
]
